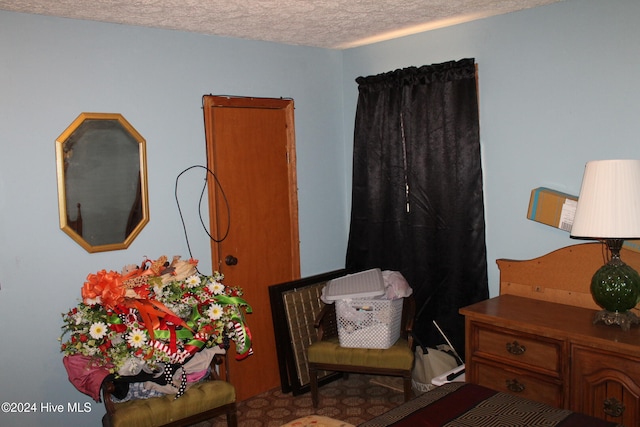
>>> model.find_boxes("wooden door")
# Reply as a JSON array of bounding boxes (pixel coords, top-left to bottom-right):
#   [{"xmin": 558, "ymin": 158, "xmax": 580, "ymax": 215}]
[
  {"xmin": 571, "ymin": 345, "xmax": 640, "ymax": 426},
  {"xmin": 203, "ymin": 95, "xmax": 300, "ymax": 400}
]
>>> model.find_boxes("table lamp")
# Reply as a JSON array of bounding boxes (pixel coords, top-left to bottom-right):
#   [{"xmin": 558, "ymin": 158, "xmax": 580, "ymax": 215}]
[{"xmin": 570, "ymin": 159, "xmax": 640, "ymax": 330}]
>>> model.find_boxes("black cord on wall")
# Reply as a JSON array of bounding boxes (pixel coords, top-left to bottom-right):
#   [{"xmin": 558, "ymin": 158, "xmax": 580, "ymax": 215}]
[{"xmin": 174, "ymin": 165, "xmax": 230, "ymax": 261}]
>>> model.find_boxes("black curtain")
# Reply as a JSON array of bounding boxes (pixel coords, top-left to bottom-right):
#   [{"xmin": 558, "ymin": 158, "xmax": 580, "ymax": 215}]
[{"xmin": 345, "ymin": 58, "xmax": 488, "ymax": 357}]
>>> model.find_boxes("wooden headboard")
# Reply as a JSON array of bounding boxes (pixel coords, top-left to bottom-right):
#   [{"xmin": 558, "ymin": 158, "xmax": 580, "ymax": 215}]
[{"xmin": 497, "ymin": 242, "xmax": 640, "ymax": 310}]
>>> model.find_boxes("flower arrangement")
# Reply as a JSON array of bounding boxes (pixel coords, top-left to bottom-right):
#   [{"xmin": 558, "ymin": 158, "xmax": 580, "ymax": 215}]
[{"xmin": 60, "ymin": 256, "xmax": 253, "ymax": 378}]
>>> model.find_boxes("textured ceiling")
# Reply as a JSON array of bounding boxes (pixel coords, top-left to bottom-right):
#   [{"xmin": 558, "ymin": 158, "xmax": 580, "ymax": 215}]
[{"xmin": 0, "ymin": 0, "xmax": 563, "ymax": 49}]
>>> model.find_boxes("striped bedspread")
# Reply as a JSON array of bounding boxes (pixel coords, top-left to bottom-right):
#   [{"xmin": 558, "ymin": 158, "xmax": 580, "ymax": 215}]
[{"xmin": 359, "ymin": 383, "xmax": 623, "ymax": 427}]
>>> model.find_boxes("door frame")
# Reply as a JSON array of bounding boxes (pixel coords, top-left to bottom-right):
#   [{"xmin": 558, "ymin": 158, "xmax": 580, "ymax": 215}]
[{"xmin": 203, "ymin": 95, "xmax": 300, "ymax": 276}]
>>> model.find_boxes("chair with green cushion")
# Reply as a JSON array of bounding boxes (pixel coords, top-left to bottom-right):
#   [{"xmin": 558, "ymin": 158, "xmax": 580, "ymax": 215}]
[
  {"xmin": 101, "ymin": 352, "xmax": 237, "ymax": 427},
  {"xmin": 307, "ymin": 296, "xmax": 415, "ymax": 407}
]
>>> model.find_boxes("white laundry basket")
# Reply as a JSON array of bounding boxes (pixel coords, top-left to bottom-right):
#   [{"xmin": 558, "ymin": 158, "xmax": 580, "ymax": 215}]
[{"xmin": 335, "ymin": 297, "xmax": 403, "ymax": 349}]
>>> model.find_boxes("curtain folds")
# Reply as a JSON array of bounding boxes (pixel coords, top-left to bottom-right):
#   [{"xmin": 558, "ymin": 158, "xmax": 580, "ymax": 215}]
[{"xmin": 345, "ymin": 59, "xmax": 488, "ymax": 356}]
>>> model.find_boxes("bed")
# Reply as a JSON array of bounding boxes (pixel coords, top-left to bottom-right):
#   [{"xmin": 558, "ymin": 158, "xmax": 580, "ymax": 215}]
[
  {"xmin": 359, "ymin": 382, "xmax": 622, "ymax": 426},
  {"xmin": 359, "ymin": 243, "xmax": 640, "ymax": 427}
]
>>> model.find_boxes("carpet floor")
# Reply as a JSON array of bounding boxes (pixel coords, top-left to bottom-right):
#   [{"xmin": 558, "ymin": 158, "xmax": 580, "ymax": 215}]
[{"xmin": 202, "ymin": 374, "xmax": 406, "ymax": 427}]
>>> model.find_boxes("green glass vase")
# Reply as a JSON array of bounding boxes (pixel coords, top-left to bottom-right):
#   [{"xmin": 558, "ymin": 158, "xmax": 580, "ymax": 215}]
[{"xmin": 591, "ymin": 260, "xmax": 640, "ymax": 313}]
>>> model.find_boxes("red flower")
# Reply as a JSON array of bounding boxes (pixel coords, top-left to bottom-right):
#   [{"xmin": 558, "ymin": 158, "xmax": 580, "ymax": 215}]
[{"xmin": 99, "ymin": 341, "xmax": 112, "ymax": 354}]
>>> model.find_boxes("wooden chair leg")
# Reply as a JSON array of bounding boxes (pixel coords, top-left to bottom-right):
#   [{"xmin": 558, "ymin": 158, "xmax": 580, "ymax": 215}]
[
  {"xmin": 403, "ymin": 375, "xmax": 413, "ymax": 402},
  {"xmin": 226, "ymin": 405, "xmax": 238, "ymax": 427},
  {"xmin": 309, "ymin": 365, "xmax": 319, "ymax": 408}
]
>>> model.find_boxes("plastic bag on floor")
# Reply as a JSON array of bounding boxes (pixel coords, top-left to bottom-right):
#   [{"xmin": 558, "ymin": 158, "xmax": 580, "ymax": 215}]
[{"xmin": 411, "ymin": 344, "xmax": 459, "ymax": 394}]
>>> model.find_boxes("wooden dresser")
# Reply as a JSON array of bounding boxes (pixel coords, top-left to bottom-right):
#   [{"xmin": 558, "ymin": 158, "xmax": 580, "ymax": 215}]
[{"xmin": 460, "ymin": 294, "xmax": 640, "ymax": 426}]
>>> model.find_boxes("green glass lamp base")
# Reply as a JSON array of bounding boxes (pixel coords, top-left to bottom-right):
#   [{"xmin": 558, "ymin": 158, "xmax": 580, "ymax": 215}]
[
  {"xmin": 590, "ymin": 241, "xmax": 640, "ymax": 331},
  {"xmin": 593, "ymin": 309, "xmax": 639, "ymax": 331}
]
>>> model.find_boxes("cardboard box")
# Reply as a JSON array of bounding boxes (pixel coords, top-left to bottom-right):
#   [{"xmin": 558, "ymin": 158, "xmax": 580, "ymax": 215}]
[
  {"xmin": 527, "ymin": 187, "xmax": 640, "ymax": 253},
  {"xmin": 527, "ymin": 187, "xmax": 578, "ymax": 232}
]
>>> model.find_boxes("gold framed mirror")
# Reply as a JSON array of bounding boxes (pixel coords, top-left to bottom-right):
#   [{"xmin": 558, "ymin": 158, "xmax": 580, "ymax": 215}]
[{"xmin": 55, "ymin": 113, "xmax": 149, "ymax": 253}]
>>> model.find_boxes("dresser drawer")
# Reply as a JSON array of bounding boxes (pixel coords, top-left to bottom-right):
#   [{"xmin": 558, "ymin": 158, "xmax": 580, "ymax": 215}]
[
  {"xmin": 475, "ymin": 360, "xmax": 563, "ymax": 408},
  {"xmin": 472, "ymin": 323, "xmax": 563, "ymax": 376}
]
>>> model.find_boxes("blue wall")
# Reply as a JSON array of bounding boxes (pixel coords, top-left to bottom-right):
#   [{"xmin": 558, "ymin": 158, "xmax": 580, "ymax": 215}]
[
  {"xmin": 2, "ymin": 0, "xmax": 640, "ymax": 424},
  {"xmin": 0, "ymin": 11, "xmax": 345, "ymax": 426},
  {"xmin": 342, "ymin": 0, "xmax": 640, "ymax": 296}
]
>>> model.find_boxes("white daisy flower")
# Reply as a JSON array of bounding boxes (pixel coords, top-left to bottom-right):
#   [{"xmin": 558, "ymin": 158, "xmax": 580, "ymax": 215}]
[
  {"xmin": 207, "ymin": 303, "xmax": 224, "ymax": 320},
  {"xmin": 127, "ymin": 328, "xmax": 147, "ymax": 348},
  {"xmin": 185, "ymin": 275, "xmax": 201, "ymax": 288},
  {"xmin": 209, "ymin": 282, "xmax": 225, "ymax": 295},
  {"xmin": 89, "ymin": 322, "xmax": 108, "ymax": 339}
]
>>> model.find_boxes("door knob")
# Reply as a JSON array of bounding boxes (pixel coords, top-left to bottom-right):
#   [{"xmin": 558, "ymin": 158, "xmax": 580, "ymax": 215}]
[{"xmin": 225, "ymin": 255, "xmax": 238, "ymax": 266}]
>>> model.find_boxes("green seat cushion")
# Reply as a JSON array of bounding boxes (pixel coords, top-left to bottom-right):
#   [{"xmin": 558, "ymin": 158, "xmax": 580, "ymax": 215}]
[
  {"xmin": 107, "ymin": 380, "xmax": 235, "ymax": 427},
  {"xmin": 308, "ymin": 337, "xmax": 413, "ymax": 370}
]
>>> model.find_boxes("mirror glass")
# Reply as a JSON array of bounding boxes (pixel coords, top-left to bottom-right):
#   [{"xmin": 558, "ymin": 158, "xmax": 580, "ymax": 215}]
[{"xmin": 55, "ymin": 113, "xmax": 149, "ymax": 253}]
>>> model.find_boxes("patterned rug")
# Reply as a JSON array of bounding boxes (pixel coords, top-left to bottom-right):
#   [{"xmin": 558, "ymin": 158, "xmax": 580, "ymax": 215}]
[{"xmin": 202, "ymin": 374, "xmax": 406, "ymax": 427}]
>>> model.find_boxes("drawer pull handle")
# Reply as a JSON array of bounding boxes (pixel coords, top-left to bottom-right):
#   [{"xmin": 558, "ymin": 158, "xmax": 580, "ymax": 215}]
[
  {"xmin": 603, "ymin": 397, "xmax": 625, "ymax": 417},
  {"xmin": 506, "ymin": 341, "xmax": 526, "ymax": 355},
  {"xmin": 506, "ymin": 379, "xmax": 526, "ymax": 393}
]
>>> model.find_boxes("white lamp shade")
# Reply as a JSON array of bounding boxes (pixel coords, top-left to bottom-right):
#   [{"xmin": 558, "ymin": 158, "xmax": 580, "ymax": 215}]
[{"xmin": 571, "ymin": 159, "xmax": 640, "ymax": 239}]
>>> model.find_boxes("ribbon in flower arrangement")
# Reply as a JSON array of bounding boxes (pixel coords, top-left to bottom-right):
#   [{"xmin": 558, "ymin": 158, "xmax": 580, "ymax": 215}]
[
  {"xmin": 82, "ymin": 266, "xmax": 194, "ymax": 342},
  {"xmin": 79, "ymin": 257, "xmax": 253, "ymax": 364},
  {"xmin": 214, "ymin": 294, "xmax": 253, "ymax": 359},
  {"xmin": 126, "ymin": 298, "xmax": 193, "ymax": 342}
]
